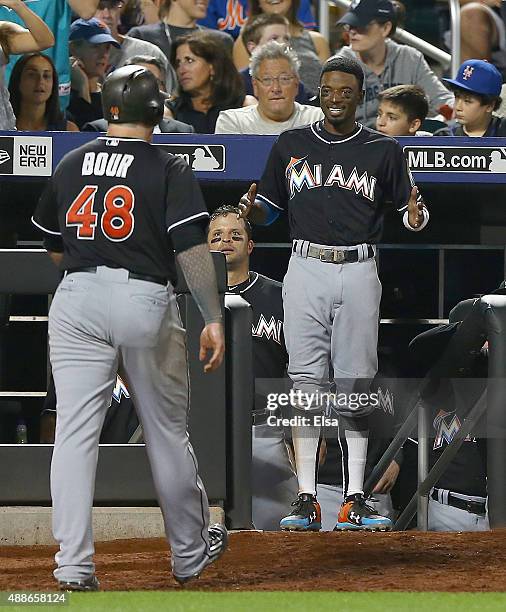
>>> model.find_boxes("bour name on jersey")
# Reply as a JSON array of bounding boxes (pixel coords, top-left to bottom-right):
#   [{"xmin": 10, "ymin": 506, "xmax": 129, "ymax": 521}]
[{"xmin": 286, "ymin": 156, "xmax": 377, "ymax": 202}]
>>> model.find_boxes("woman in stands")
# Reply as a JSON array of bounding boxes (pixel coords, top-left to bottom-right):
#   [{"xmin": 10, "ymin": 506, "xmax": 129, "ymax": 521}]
[
  {"xmin": 233, "ymin": 0, "xmax": 330, "ymax": 93},
  {"xmin": 169, "ymin": 31, "xmax": 256, "ymax": 133},
  {"xmin": 0, "ymin": 0, "xmax": 55, "ymax": 130},
  {"xmin": 335, "ymin": 0, "xmax": 454, "ymax": 129},
  {"xmin": 9, "ymin": 53, "xmax": 78, "ymax": 131}
]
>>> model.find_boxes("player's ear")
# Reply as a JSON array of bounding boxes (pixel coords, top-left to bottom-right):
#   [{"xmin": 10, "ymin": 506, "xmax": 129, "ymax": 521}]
[{"xmin": 247, "ymin": 239, "xmax": 254, "ymax": 255}]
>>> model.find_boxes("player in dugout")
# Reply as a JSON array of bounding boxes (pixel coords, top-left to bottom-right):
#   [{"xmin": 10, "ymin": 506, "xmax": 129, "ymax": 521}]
[{"xmin": 207, "ymin": 205, "xmax": 298, "ymax": 531}]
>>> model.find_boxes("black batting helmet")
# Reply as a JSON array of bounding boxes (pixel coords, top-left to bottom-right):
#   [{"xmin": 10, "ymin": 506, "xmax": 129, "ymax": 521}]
[{"xmin": 102, "ymin": 65, "xmax": 167, "ymax": 126}]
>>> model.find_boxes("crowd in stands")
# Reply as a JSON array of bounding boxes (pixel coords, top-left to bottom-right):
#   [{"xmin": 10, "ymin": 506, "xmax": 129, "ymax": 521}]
[
  {"xmin": 0, "ymin": 0, "xmax": 504, "ymax": 137},
  {"xmin": 1, "ymin": 0, "xmax": 506, "ymax": 533}
]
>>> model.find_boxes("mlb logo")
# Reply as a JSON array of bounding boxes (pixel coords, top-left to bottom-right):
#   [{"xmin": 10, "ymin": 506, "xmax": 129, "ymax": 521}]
[{"xmin": 110, "ymin": 106, "xmax": 120, "ymax": 120}]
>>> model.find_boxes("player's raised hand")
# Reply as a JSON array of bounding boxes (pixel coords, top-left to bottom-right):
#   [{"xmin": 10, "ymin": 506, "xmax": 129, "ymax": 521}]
[
  {"xmin": 407, "ymin": 186, "xmax": 424, "ymax": 229},
  {"xmin": 238, "ymin": 183, "xmax": 257, "ymax": 219},
  {"xmin": 199, "ymin": 322, "xmax": 225, "ymax": 373}
]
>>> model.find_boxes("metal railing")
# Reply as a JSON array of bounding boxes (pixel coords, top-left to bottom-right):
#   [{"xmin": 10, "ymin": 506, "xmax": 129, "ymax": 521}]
[{"xmin": 319, "ymin": 0, "xmax": 456, "ymax": 71}]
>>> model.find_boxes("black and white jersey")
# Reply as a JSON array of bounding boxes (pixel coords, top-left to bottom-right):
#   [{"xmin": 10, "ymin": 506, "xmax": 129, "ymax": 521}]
[
  {"xmin": 228, "ymin": 272, "xmax": 287, "ymax": 380},
  {"xmin": 32, "ymin": 137, "xmax": 208, "ymax": 285},
  {"xmin": 257, "ymin": 121, "xmax": 417, "ymax": 245}
]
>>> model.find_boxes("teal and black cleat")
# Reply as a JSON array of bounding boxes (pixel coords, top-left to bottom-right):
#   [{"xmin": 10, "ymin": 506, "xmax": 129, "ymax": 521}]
[{"xmin": 280, "ymin": 493, "xmax": 321, "ymax": 531}]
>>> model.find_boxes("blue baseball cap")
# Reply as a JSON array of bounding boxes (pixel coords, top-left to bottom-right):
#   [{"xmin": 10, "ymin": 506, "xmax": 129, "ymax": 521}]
[
  {"xmin": 69, "ymin": 18, "xmax": 121, "ymax": 48},
  {"xmin": 443, "ymin": 59, "xmax": 502, "ymax": 96},
  {"xmin": 337, "ymin": 0, "xmax": 396, "ymax": 29}
]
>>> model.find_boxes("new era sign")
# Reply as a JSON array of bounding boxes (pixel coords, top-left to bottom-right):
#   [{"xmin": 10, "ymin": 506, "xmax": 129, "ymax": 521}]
[
  {"xmin": 155, "ymin": 143, "xmax": 225, "ymax": 172},
  {"xmin": 0, "ymin": 135, "xmax": 52, "ymax": 176}
]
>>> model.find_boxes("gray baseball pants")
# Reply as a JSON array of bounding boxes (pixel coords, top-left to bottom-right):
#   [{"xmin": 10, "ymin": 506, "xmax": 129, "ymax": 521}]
[
  {"xmin": 283, "ymin": 242, "xmax": 381, "ymax": 417},
  {"xmin": 48, "ymin": 267, "xmax": 210, "ymax": 582}
]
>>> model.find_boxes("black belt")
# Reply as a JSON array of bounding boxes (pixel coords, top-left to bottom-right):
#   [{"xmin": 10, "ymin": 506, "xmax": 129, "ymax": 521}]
[
  {"xmin": 66, "ymin": 267, "xmax": 167, "ymax": 287},
  {"xmin": 431, "ymin": 489, "xmax": 486, "ymax": 515},
  {"xmin": 293, "ymin": 243, "xmax": 375, "ymax": 264}
]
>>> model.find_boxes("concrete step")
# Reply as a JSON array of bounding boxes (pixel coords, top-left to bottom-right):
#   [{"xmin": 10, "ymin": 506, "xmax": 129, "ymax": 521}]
[{"xmin": 0, "ymin": 506, "xmax": 224, "ymax": 546}]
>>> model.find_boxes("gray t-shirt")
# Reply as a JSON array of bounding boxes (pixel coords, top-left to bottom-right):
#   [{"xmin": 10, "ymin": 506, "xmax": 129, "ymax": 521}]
[
  {"xmin": 215, "ymin": 102, "xmax": 323, "ymax": 134},
  {"xmin": 0, "ymin": 47, "xmax": 16, "ymax": 130},
  {"xmin": 109, "ymin": 36, "xmax": 177, "ymax": 95}
]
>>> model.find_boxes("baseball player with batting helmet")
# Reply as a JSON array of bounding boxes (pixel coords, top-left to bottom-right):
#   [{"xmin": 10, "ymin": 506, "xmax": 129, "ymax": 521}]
[
  {"xmin": 239, "ymin": 55, "xmax": 428, "ymax": 532},
  {"xmin": 32, "ymin": 65, "xmax": 227, "ymax": 590}
]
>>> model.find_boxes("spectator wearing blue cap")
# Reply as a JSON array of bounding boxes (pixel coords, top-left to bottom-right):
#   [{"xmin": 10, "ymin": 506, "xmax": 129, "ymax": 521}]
[
  {"xmin": 443, "ymin": 59, "xmax": 506, "ymax": 137},
  {"xmin": 68, "ymin": 17, "xmax": 121, "ymax": 128}
]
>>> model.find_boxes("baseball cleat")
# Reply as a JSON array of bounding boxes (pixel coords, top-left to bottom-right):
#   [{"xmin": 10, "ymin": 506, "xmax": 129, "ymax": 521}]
[
  {"xmin": 333, "ymin": 493, "xmax": 393, "ymax": 531},
  {"xmin": 173, "ymin": 524, "xmax": 228, "ymax": 585},
  {"xmin": 280, "ymin": 493, "xmax": 321, "ymax": 531},
  {"xmin": 58, "ymin": 575, "xmax": 100, "ymax": 592}
]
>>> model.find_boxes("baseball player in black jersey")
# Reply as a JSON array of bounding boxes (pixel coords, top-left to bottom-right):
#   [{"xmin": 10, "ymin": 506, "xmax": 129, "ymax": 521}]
[
  {"xmin": 31, "ymin": 65, "xmax": 227, "ymax": 590},
  {"xmin": 207, "ymin": 205, "xmax": 298, "ymax": 530},
  {"xmin": 239, "ymin": 55, "xmax": 429, "ymax": 531}
]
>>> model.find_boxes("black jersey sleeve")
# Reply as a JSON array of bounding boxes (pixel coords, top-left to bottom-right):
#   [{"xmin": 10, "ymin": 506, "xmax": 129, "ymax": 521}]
[
  {"xmin": 31, "ymin": 178, "xmax": 61, "ymax": 237},
  {"xmin": 383, "ymin": 140, "xmax": 416, "ymax": 214},
  {"xmin": 256, "ymin": 138, "xmax": 288, "ymax": 213},
  {"xmin": 165, "ymin": 157, "xmax": 209, "ymax": 234}
]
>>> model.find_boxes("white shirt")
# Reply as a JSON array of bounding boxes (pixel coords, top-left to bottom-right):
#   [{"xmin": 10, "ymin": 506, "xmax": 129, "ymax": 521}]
[{"xmin": 215, "ymin": 102, "xmax": 324, "ymax": 135}]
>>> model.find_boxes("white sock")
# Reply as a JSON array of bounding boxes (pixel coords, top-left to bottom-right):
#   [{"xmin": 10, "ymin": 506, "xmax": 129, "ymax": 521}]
[
  {"xmin": 292, "ymin": 424, "xmax": 320, "ymax": 496},
  {"xmin": 342, "ymin": 429, "xmax": 368, "ymax": 498}
]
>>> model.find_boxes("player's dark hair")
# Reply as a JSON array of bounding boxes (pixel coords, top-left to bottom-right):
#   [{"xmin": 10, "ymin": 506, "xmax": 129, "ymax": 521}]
[
  {"xmin": 320, "ymin": 55, "xmax": 365, "ymax": 91},
  {"xmin": 247, "ymin": 0, "xmax": 301, "ymax": 27},
  {"xmin": 242, "ymin": 13, "xmax": 290, "ymax": 51},
  {"xmin": 9, "ymin": 53, "xmax": 65, "ymax": 129},
  {"xmin": 378, "ymin": 84, "xmax": 429, "ymax": 122},
  {"xmin": 171, "ymin": 31, "xmax": 245, "ymax": 108},
  {"xmin": 208, "ymin": 205, "xmax": 253, "ymax": 240},
  {"xmin": 447, "ymin": 84, "xmax": 502, "ymax": 112}
]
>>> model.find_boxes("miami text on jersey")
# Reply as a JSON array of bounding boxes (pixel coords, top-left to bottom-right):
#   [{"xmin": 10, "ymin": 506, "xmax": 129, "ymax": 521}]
[
  {"xmin": 252, "ymin": 315, "xmax": 282, "ymax": 345},
  {"xmin": 285, "ymin": 156, "xmax": 377, "ymax": 201}
]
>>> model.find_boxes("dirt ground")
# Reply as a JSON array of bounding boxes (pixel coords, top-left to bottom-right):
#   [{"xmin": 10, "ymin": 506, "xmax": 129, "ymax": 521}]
[{"xmin": 1, "ymin": 530, "xmax": 505, "ymax": 592}]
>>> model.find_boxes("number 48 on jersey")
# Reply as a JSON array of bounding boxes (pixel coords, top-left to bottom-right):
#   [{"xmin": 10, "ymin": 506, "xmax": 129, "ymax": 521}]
[{"xmin": 66, "ymin": 185, "xmax": 135, "ymax": 242}]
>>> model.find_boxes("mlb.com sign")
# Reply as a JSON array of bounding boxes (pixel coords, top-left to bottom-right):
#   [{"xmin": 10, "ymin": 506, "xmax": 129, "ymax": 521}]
[{"xmin": 0, "ymin": 135, "xmax": 52, "ymax": 176}]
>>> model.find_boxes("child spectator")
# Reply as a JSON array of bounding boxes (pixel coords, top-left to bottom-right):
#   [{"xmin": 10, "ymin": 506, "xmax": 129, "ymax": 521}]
[
  {"xmin": 443, "ymin": 59, "xmax": 506, "ymax": 137},
  {"xmin": 336, "ymin": 0, "xmax": 454, "ymax": 128},
  {"xmin": 375, "ymin": 84, "xmax": 429, "ymax": 137},
  {"xmin": 9, "ymin": 53, "xmax": 78, "ymax": 131}
]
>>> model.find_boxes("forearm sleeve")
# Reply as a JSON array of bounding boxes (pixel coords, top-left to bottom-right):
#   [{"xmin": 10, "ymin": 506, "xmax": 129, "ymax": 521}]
[{"xmin": 176, "ymin": 243, "xmax": 223, "ymax": 325}]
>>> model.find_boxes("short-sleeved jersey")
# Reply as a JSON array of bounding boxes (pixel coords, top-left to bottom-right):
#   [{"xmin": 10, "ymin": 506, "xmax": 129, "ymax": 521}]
[
  {"xmin": 257, "ymin": 121, "xmax": 416, "ymax": 246},
  {"xmin": 228, "ymin": 272, "xmax": 287, "ymax": 380},
  {"xmin": 32, "ymin": 137, "xmax": 208, "ymax": 285},
  {"xmin": 0, "ymin": 1, "xmax": 72, "ymax": 109}
]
